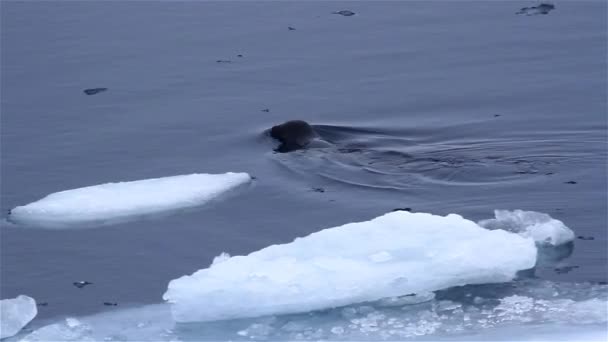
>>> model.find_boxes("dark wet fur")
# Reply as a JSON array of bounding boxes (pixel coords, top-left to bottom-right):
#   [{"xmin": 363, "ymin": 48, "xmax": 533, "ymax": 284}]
[{"xmin": 270, "ymin": 120, "xmax": 316, "ymax": 153}]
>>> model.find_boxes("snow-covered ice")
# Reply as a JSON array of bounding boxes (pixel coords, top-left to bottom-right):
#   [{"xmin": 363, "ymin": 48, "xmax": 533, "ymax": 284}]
[
  {"xmin": 163, "ymin": 211, "xmax": 537, "ymax": 322},
  {"xmin": 0, "ymin": 295, "xmax": 37, "ymax": 339},
  {"xmin": 478, "ymin": 210, "xmax": 575, "ymax": 246},
  {"xmin": 7, "ymin": 172, "xmax": 252, "ymax": 228}
]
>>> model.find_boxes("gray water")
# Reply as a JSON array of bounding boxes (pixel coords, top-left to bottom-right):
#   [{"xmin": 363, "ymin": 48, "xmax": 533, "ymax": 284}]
[{"xmin": 1, "ymin": 0, "xmax": 606, "ymax": 324}]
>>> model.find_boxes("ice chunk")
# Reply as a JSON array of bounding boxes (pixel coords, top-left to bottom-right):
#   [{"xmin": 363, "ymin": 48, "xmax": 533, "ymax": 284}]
[
  {"xmin": 163, "ymin": 211, "xmax": 537, "ymax": 322},
  {"xmin": 8, "ymin": 172, "xmax": 252, "ymax": 229},
  {"xmin": 18, "ymin": 304, "xmax": 174, "ymax": 342},
  {"xmin": 0, "ymin": 295, "xmax": 37, "ymax": 339},
  {"xmin": 478, "ymin": 210, "xmax": 574, "ymax": 246}
]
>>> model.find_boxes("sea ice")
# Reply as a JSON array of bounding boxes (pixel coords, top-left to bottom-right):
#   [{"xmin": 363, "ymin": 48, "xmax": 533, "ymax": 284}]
[
  {"xmin": 7, "ymin": 172, "xmax": 252, "ymax": 228},
  {"xmin": 0, "ymin": 295, "xmax": 37, "ymax": 339},
  {"xmin": 163, "ymin": 211, "xmax": 537, "ymax": 322},
  {"xmin": 478, "ymin": 210, "xmax": 574, "ymax": 246},
  {"xmin": 16, "ymin": 281, "xmax": 607, "ymax": 341}
]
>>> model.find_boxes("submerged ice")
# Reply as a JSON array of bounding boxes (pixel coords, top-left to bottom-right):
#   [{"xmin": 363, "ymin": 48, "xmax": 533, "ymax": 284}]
[
  {"xmin": 14, "ymin": 281, "xmax": 608, "ymax": 341},
  {"xmin": 164, "ymin": 211, "xmax": 537, "ymax": 322},
  {"xmin": 0, "ymin": 295, "xmax": 37, "ymax": 339},
  {"xmin": 7, "ymin": 172, "xmax": 252, "ymax": 228}
]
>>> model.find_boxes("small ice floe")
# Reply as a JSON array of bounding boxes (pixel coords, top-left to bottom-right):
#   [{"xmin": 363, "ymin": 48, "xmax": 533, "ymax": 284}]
[
  {"xmin": 516, "ymin": 3, "xmax": 555, "ymax": 16},
  {"xmin": 7, "ymin": 172, "xmax": 252, "ymax": 229},
  {"xmin": 0, "ymin": 295, "xmax": 37, "ymax": 339},
  {"xmin": 73, "ymin": 281, "xmax": 93, "ymax": 289},
  {"xmin": 478, "ymin": 210, "xmax": 574, "ymax": 246},
  {"xmin": 164, "ymin": 210, "xmax": 536, "ymax": 322}
]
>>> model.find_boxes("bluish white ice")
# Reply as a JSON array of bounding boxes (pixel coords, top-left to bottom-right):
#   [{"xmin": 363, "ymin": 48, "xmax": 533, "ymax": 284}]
[
  {"xmin": 164, "ymin": 211, "xmax": 537, "ymax": 322},
  {"xmin": 0, "ymin": 295, "xmax": 37, "ymax": 339},
  {"xmin": 12, "ymin": 281, "xmax": 607, "ymax": 341},
  {"xmin": 4, "ymin": 210, "xmax": 602, "ymax": 342},
  {"xmin": 7, "ymin": 172, "xmax": 252, "ymax": 228},
  {"xmin": 478, "ymin": 210, "xmax": 575, "ymax": 246}
]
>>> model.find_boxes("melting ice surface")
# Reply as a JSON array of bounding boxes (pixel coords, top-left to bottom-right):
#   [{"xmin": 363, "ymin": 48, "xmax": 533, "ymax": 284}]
[
  {"xmin": 0, "ymin": 295, "xmax": 37, "ymax": 339},
  {"xmin": 12, "ymin": 281, "xmax": 607, "ymax": 341},
  {"xmin": 478, "ymin": 210, "xmax": 575, "ymax": 246},
  {"xmin": 164, "ymin": 211, "xmax": 537, "ymax": 322},
  {"xmin": 7, "ymin": 172, "xmax": 252, "ymax": 228}
]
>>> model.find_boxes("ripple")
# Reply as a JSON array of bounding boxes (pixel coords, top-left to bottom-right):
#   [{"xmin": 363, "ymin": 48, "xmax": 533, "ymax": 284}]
[{"xmin": 268, "ymin": 124, "xmax": 591, "ymax": 190}]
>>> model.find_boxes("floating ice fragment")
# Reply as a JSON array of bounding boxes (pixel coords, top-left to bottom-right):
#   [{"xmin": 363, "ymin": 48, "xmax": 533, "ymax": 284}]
[
  {"xmin": 8, "ymin": 172, "xmax": 252, "ymax": 229},
  {"xmin": 478, "ymin": 210, "xmax": 574, "ymax": 246},
  {"xmin": 0, "ymin": 295, "xmax": 37, "ymax": 339}
]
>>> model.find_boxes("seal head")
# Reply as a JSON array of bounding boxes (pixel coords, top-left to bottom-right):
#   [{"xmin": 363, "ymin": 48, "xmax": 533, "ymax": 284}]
[{"xmin": 270, "ymin": 120, "xmax": 315, "ymax": 152}]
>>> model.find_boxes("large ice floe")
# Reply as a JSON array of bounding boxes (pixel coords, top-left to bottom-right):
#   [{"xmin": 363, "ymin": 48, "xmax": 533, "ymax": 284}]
[
  {"xmin": 0, "ymin": 295, "xmax": 37, "ymax": 339},
  {"xmin": 7, "ymin": 172, "xmax": 252, "ymax": 228},
  {"xmin": 478, "ymin": 210, "xmax": 575, "ymax": 246},
  {"xmin": 164, "ymin": 211, "xmax": 538, "ymax": 322}
]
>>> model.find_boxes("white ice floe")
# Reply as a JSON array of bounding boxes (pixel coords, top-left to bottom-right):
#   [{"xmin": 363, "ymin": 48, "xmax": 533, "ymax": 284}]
[
  {"xmin": 163, "ymin": 211, "xmax": 537, "ymax": 322},
  {"xmin": 0, "ymin": 295, "xmax": 37, "ymax": 339},
  {"xmin": 8, "ymin": 172, "xmax": 252, "ymax": 229},
  {"xmin": 478, "ymin": 210, "xmax": 575, "ymax": 246}
]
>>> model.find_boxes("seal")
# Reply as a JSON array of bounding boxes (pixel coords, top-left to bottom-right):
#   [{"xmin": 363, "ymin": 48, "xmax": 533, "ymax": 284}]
[{"xmin": 269, "ymin": 120, "xmax": 315, "ymax": 152}]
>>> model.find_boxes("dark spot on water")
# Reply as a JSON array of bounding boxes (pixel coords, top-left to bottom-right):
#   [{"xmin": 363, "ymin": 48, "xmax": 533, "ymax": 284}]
[
  {"xmin": 516, "ymin": 3, "xmax": 555, "ymax": 16},
  {"xmin": 392, "ymin": 208, "xmax": 412, "ymax": 212},
  {"xmin": 73, "ymin": 281, "xmax": 93, "ymax": 288},
  {"xmin": 554, "ymin": 265, "xmax": 579, "ymax": 274},
  {"xmin": 545, "ymin": 172, "xmax": 554, "ymax": 175},
  {"xmin": 103, "ymin": 302, "xmax": 118, "ymax": 306},
  {"xmin": 565, "ymin": 181, "xmax": 577, "ymax": 184},
  {"xmin": 216, "ymin": 60, "xmax": 232, "ymax": 63},
  {"xmin": 288, "ymin": 26, "xmax": 296, "ymax": 30},
  {"xmin": 83, "ymin": 88, "xmax": 107, "ymax": 96},
  {"xmin": 333, "ymin": 10, "xmax": 355, "ymax": 16},
  {"xmin": 494, "ymin": 114, "xmax": 501, "ymax": 117},
  {"xmin": 337, "ymin": 147, "xmax": 363, "ymax": 154},
  {"xmin": 261, "ymin": 108, "xmax": 270, "ymax": 112},
  {"xmin": 237, "ymin": 54, "xmax": 243, "ymax": 58},
  {"xmin": 250, "ymin": 176, "xmax": 257, "ymax": 180},
  {"xmin": 37, "ymin": 302, "xmax": 48, "ymax": 306},
  {"xmin": 310, "ymin": 187, "xmax": 325, "ymax": 193},
  {"xmin": 577, "ymin": 236, "xmax": 595, "ymax": 241},
  {"xmin": 598, "ymin": 281, "xmax": 607, "ymax": 285}
]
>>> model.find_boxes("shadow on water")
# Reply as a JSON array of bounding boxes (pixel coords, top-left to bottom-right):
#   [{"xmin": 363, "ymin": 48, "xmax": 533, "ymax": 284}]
[{"xmin": 264, "ymin": 123, "xmax": 568, "ymax": 191}]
